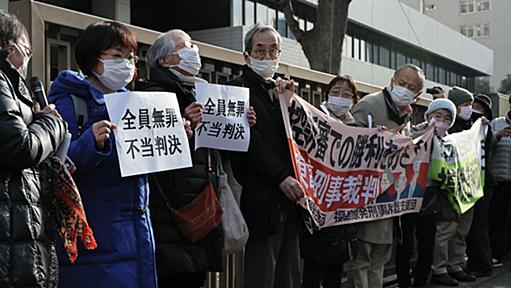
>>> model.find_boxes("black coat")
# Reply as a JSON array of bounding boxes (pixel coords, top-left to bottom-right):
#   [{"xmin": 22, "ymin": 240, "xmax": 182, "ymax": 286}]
[
  {"xmin": 228, "ymin": 65, "xmax": 297, "ymax": 237},
  {"xmin": 134, "ymin": 66, "xmax": 224, "ymax": 277},
  {"xmin": 0, "ymin": 60, "xmax": 66, "ymax": 287}
]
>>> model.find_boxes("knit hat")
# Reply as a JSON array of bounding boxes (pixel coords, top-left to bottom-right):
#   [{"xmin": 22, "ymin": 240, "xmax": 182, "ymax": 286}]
[
  {"xmin": 448, "ymin": 86, "xmax": 474, "ymax": 106},
  {"xmin": 474, "ymin": 93, "xmax": 493, "ymax": 120},
  {"xmin": 424, "ymin": 98, "xmax": 457, "ymax": 128}
]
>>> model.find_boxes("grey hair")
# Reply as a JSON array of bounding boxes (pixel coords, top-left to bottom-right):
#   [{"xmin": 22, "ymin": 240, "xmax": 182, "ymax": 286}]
[
  {"xmin": 244, "ymin": 22, "xmax": 281, "ymax": 53},
  {"xmin": 393, "ymin": 63, "xmax": 426, "ymax": 89},
  {"xmin": 146, "ymin": 29, "xmax": 191, "ymax": 67}
]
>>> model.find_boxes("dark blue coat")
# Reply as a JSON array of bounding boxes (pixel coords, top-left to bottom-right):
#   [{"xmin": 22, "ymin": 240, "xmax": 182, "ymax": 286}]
[{"xmin": 48, "ymin": 70, "xmax": 157, "ymax": 288}]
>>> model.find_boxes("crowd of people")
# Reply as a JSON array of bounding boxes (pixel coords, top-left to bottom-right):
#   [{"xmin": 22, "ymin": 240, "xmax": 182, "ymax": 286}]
[{"xmin": 0, "ymin": 9, "xmax": 510, "ymax": 288}]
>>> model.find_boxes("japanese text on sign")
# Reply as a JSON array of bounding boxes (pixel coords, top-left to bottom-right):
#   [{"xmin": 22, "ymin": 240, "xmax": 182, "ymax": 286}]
[{"xmin": 104, "ymin": 91, "xmax": 192, "ymax": 177}]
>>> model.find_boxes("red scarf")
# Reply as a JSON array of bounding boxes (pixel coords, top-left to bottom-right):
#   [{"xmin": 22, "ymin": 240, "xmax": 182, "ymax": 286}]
[{"xmin": 47, "ymin": 155, "xmax": 97, "ymax": 263}]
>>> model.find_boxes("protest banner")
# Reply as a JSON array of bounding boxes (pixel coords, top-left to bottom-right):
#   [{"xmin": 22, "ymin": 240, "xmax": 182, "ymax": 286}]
[
  {"xmin": 429, "ymin": 119, "xmax": 486, "ymax": 214},
  {"xmin": 279, "ymin": 90, "xmax": 433, "ymax": 228},
  {"xmin": 194, "ymin": 82, "xmax": 250, "ymax": 152},
  {"xmin": 104, "ymin": 91, "xmax": 192, "ymax": 177}
]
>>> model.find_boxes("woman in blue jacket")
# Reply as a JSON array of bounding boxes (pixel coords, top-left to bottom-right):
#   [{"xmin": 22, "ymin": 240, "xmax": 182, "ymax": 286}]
[{"xmin": 48, "ymin": 21, "xmax": 157, "ymax": 288}]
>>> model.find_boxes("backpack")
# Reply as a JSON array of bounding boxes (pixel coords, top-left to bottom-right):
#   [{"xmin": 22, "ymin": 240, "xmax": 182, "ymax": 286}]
[{"xmin": 69, "ymin": 94, "xmax": 89, "ymax": 136}]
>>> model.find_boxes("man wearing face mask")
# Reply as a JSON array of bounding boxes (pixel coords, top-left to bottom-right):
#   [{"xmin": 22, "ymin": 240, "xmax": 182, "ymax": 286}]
[
  {"xmin": 226, "ymin": 23, "xmax": 303, "ymax": 288},
  {"xmin": 346, "ymin": 64, "xmax": 425, "ymax": 288},
  {"xmin": 430, "ymin": 87, "xmax": 477, "ymax": 286}
]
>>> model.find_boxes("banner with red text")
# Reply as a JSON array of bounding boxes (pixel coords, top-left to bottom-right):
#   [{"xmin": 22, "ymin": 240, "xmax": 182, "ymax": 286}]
[{"xmin": 279, "ymin": 90, "xmax": 433, "ymax": 228}]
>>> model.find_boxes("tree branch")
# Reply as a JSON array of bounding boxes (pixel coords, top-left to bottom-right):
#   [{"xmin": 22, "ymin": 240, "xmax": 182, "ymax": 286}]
[{"xmin": 281, "ymin": 0, "xmax": 305, "ymax": 42}]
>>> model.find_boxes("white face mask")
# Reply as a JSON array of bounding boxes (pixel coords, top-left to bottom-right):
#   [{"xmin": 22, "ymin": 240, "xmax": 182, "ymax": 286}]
[
  {"xmin": 93, "ymin": 58, "xmax": 135, "ymax": 91},
  {"xmin": 429, "ymin": 117, "xmax": 449, "ymax": 136},
  {"xmin": 172, "ymin": 45, "xmax": 202, "ymax": 76},
  {"xmin": 327, "ymin": 96, "xmax": 352, "ymax": 116},
  {"xmin": 458, "ymin": 106, "xmax": 473, "ymax": 120},
  {"xmin": 247, "ymin": 56, "xmax": 279, "ymax": 79},
  {"xmin": 7, "ymin": 43, "xmax": 30, "ymax": 79},
  {"xmin": 390, "ymin": 85, "xmax": 416, "ymax": 107}
]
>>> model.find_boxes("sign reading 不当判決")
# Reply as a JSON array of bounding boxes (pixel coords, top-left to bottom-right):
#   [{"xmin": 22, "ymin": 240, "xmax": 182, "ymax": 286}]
[{"xmin": 104, "ymin": 91, "xmax": 192, "ymax": 177}]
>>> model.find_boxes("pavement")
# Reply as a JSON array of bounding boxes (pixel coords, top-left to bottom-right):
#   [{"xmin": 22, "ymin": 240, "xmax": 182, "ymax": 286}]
[{"xmin": 384, "ymin": 259, "xmax": 511, "ymax": 288}]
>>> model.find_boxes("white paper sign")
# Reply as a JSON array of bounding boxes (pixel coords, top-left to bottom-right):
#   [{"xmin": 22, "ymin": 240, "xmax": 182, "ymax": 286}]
[
  {"xmin": 104, "ymin": 91, "xmax": 192, "ymax": 177},
  {"xmin": 194, "ymin": 82, "xmax": 250, "ymax": 151}
]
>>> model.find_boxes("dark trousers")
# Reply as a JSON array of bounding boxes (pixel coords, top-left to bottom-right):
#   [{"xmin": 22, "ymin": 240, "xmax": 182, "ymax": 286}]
[
  {"xmin": 489, "ymin": 182, "xmax": 511, "ymax": 261},
  {"xmin": 396, "ymin": 213, "xmax": 437, "ymax": 288},
  {"xmin": 158, "ymin": 272, "xmax": 206, "ymax": 288},
  {"xmin": 466, "ymin": 188, "xmax": 493, "ymax": 273},
  {"xmin": 302, "ymin": 260, "xmax": 343, "ymax": 288},
  {"xmin": 243, "ymin": 208, "xmax": 301, "ymax": 288}
]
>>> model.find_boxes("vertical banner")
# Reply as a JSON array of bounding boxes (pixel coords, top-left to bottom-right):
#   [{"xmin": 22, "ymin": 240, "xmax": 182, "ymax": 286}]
[
  {"xmin": 104, "ymin": 91, "xmax": 192, "ymax": 177},
  {"xmin": 429, "ymin": 119, "xmax": 486, "ymax": 214},
  {"xmin": 279, "ymin": 90, "xmax": 433, "ymax": 228},
  {"xmin": 195, "ymin": 82, "xmax": 250, "ymax": 152}
]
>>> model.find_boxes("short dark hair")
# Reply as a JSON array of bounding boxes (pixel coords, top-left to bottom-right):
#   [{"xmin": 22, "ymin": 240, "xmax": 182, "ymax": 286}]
[
  {"xmin": 75, "ymin": 21, "xmax": 137, "ymax": 76},
  {"xmin": 0, "ymin": 10, "xmax": 28, "ymax": 59},
  {"xmin": 325, "ymin": 75, "xmax": 360, "ymax": 105}
]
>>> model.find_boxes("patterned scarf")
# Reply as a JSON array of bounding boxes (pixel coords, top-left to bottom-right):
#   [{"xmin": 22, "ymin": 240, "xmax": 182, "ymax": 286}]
[{"xmin": 47, "ymin": 155, "xmax": 97, "ymax": 263}]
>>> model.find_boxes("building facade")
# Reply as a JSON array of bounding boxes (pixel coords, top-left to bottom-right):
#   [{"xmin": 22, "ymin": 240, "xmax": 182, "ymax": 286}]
[{"xmin": 401, "ymin": 0, "xmax": 510, "ymax": 93}]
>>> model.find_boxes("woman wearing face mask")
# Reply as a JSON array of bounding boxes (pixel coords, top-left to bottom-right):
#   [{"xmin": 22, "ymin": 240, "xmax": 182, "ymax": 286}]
[
  {"xmin": 135, "ymin": 29, "xmax": 256, "ymax": 287},
  {"xmin": 395, "ymin": 99, "xmax": 456, "ymax": 288},
  {"xmin": 301, "ymin": 75, "xmax": 359, "ymax": 288},
  {"xmin": 47, "ymin": 22, "xmax": 157, "ymax": 288},
  {"xmin": 0, "ymin": 11, "xmax": 67, "ymax": 288}
]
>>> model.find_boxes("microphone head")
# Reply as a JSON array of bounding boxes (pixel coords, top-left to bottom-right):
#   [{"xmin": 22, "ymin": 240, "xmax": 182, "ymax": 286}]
[{"xmin": 30, "ymin": 76, "xmax": 43, "ymax": 91}]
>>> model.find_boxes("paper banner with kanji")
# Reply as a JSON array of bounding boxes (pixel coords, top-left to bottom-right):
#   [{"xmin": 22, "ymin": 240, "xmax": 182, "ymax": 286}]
[
  {"xmin": 104, "ymin": 91, "xmax": 192, "ymax": 177},
  {"xmin": 195, "ymin": 82, "xmax": 250, "ymax": 152},
  {"xmin": 279, "ymin": 90, "xmax": 434, "ymax": 228},
  {"xmin": 429, "ymin": 119, "xmax": 486, "ymax": 215}
]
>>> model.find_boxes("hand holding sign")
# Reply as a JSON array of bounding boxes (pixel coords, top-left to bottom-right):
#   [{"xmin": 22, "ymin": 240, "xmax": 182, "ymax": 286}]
[
  {"xmin": 279, "ymin": 176, "xmax": 305, "ymax": 202},
  {"xmin": 92, "ymin": 120, "xmax": 116, "ymax": 150},
  {"xmin": 184, "ymin": 102, "xmax": 203, "ymax": 129}
]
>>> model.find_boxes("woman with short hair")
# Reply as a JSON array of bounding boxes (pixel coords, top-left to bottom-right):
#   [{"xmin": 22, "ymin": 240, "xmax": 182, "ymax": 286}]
[{"xmin": 48, "ymin": 21, "xmax": 157, "ymax": 288}]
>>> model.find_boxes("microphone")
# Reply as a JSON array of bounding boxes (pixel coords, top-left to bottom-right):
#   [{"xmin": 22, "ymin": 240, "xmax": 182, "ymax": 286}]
[{"xmin": 29, "ymin": 76, "xmax": 48, "ymax": 107}]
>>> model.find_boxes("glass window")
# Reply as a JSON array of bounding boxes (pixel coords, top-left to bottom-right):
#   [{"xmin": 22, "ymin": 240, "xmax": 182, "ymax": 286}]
[
  {"xmin": 353, "ymin": 37, "xmax": 360, "ymax": 60},
  {"xmin": 482, "ymin": 23, "xmax": 490, "ymax": 37},
  {"xmin": 466, "ymin": 25, "xmax": 474, "ymax": 37},
  {"xmin": 426, "ymin": 62, "xmax": 434, "ymax": 81},
  {"xmin": 360, "ymin": 39, "xmax": 366, "ymax": 62},
  {"xmin": 256, "ymin": 3, "xmax": 268, "ymax": 24},
  {"xmin": 396, "ymin": 51, "xmax": 406, "ymax": 68},
  {"xmin": 378, "ymin": 45, "xmax": 389, "ymax": 68},
  {"xmin": 268, "ymin": 8, "xmax": 276, "ymax": 29},
  {"xmin": 244, "ymin": 0, "xmax": 254, "ymax": 25},
  {"xmin": 439, "ymin": 67, "xmax": 446, "ymax": 84},
  {"xmin": 277, "ymin": 11, "xmax": 286, "ymax": 37},
  {"xmin": 345, "ymin": 35, "xmax": 353, "ymax": 58},
  {"xmin": 467, "ymin": 0, "xmax": 475, "ymax": 13},
  {"xmin": 232, "ymin": 0, "xmax": 242, "ymax": 26},
  {"xmin": 476, "ymin": 0, "xmax": 490, "ymax": 12}
]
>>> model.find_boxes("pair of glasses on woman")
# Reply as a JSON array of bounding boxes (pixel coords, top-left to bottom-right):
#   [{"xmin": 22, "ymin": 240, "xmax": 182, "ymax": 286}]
[{"xmin": 100, "ymin": 53, "xmax": 139, "ymax": 64}]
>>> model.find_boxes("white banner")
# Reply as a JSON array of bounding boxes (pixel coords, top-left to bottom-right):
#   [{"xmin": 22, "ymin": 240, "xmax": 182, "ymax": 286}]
[
  {"xmin": 104, "ymin": 91, "xmax": 192, "ymax": 177},
  {"xmin": 194, "ymin": 82, "xmax": 250, "ymax": 152}
]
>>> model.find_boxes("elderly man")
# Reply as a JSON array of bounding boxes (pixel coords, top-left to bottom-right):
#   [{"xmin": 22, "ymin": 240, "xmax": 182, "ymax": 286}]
[
  {"xmin": 227, "ymin": 23, "xmax": 304, "ymax": 288},
  {"xmin": 345, "ymin": 64, "xmax": 425, "ymax": 288}
]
